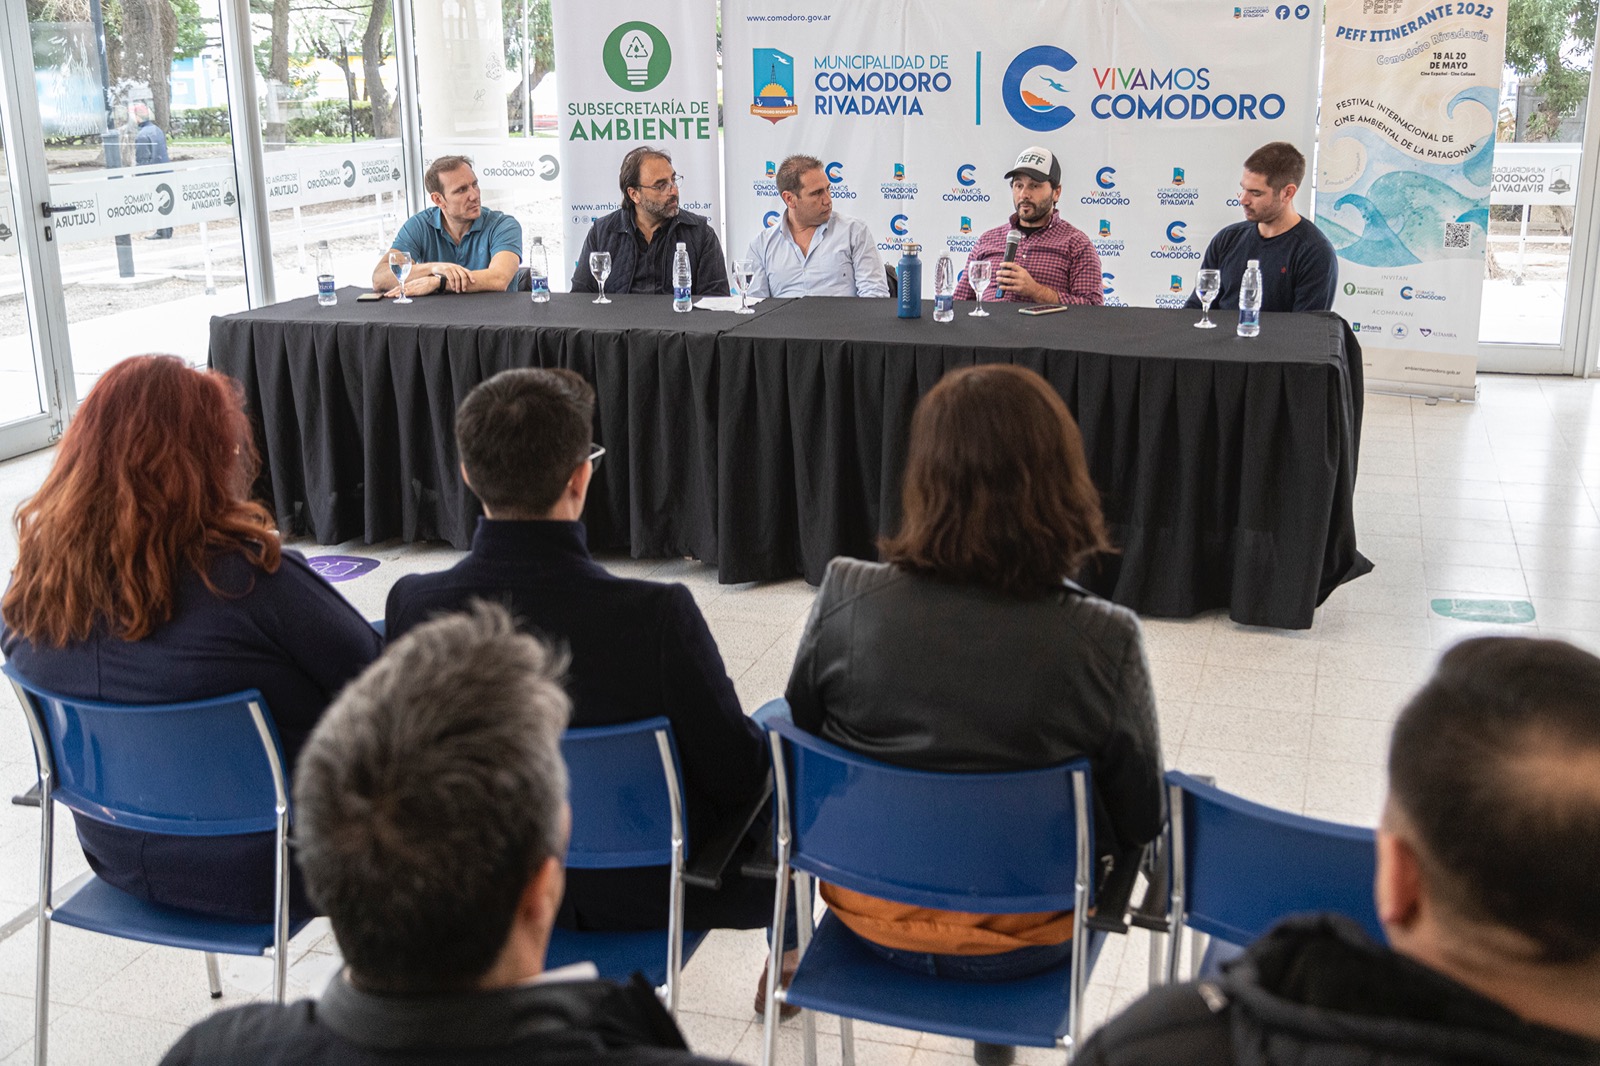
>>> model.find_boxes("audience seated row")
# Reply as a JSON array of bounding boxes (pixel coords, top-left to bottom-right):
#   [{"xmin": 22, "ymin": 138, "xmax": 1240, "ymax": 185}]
[{"xmin": 5, "ymin": 355, "xmax": 1599, "ymax": 1066}]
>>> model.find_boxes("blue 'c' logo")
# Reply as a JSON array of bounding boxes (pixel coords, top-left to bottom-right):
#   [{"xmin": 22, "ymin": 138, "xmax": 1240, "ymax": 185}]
[
  {"xmin": 1400, "ymin": 286, "xmax": 1414, "ymax": 300},
  {"xmin": 956, "ymin": 164, "xmax": 977, "ymax": 186},
  {"xmin": 890, "ymin": 214, "xmax": 909, "ymax": 236},
  {"xmin": 825, "ymin": 161, "xmax": 844, "ymax": 183},
  {"xmin": 1101, "ymin": 272, "xmax": 1115, "ymax": 295},
  {"xmin": 763, "ymin": 211, "xmax": 781, "ymax": 228},
  {"xmin": 1166, "ymin": 221, "xmax": 1187, "ymax": 243},
  {"xmin": 1002, "ymin": 45, "xmax": 1077, "ymax": 131},
  {"xmin": 1095, "ymin": 166, "xmax": 1116, "ymax": 189}
]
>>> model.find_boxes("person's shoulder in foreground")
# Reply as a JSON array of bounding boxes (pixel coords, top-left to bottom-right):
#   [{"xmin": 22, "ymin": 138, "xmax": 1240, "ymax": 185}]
[
  {"xmin": 160, "ymin": 972, "xmax": 735, "ymax": 1066},
  {"xmin": 1077, "ymin": 917, "xmax": 1600, "ymax": 1066}
]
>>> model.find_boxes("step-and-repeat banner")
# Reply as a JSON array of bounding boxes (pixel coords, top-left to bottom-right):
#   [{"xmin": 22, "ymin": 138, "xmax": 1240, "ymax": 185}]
[
  {"xmin": 552, "ymin": 0, "xmax": 720, "ymax": 284},
  {"xmin": 722, "ymin": 0, "xmax": 1319, "ymax": 307},
  {"xmin": 1317, "ymin": 0, "xmax": 1507, "ymax": 399}
]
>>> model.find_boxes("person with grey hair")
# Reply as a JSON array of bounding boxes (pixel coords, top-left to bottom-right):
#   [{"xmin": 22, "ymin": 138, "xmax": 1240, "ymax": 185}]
[
  {"xmin": 159, "ymin": 603, "xmax": 732, "ymax": 1066},
  {"xmin": 372, "ymin": 155, "xmax": 522, "ymax": 297},
  {"xmin": 1078, "ymin": 635, "xmax": 1600, "ymax": 1065},
  {"xmin": 130, "ymin": 102, "xmax": 172, "ymax": 239},
  {"xmin": 744, "ymin": 154, "xmax": 888, "ymax": 298}
]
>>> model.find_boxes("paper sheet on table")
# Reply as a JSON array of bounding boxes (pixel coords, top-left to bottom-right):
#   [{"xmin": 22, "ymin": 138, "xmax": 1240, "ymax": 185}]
[{"xmin": 695, "ymin": 296, "xmax": 764, "ymax": 311}]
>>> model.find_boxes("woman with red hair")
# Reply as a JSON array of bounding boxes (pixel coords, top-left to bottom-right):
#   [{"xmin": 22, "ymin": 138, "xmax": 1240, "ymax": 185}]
[{"xmin": 2, "ymin": 355, "xmax": 382, "ymax": 921}]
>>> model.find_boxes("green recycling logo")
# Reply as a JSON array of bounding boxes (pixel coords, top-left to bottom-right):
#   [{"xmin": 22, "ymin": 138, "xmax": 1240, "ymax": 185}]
[{"xmin": 603, "ymin": 22, "xmax": 671, "ymax": 92}]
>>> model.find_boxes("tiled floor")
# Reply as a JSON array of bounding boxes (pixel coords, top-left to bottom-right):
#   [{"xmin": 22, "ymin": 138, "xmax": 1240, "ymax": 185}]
[{"xmin": 0, "ymin": 373, "xmax": 1598, "ymax": 1063}]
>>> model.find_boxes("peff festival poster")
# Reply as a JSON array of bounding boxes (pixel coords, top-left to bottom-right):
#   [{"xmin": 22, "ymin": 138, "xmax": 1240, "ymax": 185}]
[
  {"xmin": 722, "ymin": 0, "xmax": 1320, "ymax": 308},
  {"xmin": 552, "ymin": 0, "xmax": 720, "ymax": 286},
  {"xmin": 1317, "ymin": 0, "xmax": 1508, "ymax": 399}
]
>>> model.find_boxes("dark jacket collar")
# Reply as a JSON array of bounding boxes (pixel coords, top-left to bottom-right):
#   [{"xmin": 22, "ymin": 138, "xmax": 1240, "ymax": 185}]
[
  {"xmin": 1218, "ymin": 916, "xmax": 1600, "ymax": 1064},
  {"xmin": 470, "ymin": 517, "xmax": 591, "ymax": 560},
  {"xmin": 316, "ymin": 971, "xmax": 687, "ymax": 1052}
]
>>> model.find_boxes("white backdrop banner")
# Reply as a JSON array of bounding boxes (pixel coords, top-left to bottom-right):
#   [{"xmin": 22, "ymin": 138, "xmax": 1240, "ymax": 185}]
[
  {"xmin": 552, "ymin": 0, "xmax": 720, "ymax": 287},
  {"xmin": 1317, "ymin": 0, "xmax": 1507, "ymax": 399},
  {"xmin": 722, "ymin": 0, "xmax": 1320, "ymax": 308}
]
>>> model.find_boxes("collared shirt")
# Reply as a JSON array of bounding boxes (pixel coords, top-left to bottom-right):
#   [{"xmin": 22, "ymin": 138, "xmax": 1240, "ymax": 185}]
[
  {"xmin": 953, "ymin": 211, "xmax": 1103, "ymax": 305},
  {"xmin": 745, "ymin": 211, "xmax": 889, "ymax": 298},
  {"xmin": 392, "ymin": 206, "xmax": 522, "ymax": 287}
]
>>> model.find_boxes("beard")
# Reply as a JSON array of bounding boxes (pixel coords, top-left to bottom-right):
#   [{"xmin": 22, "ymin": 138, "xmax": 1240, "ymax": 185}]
[{"xmin": 639, "ymin": 195, "xmax": 681, "ymax": 225}]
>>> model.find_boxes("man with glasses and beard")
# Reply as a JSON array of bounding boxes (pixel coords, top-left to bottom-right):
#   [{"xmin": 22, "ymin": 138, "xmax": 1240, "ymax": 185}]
[{"xmin": 571, "ymin": 146, "xmax": 730, "ymax": 297}]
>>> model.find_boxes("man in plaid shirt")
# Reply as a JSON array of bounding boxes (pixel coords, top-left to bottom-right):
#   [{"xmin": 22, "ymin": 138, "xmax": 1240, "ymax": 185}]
[{"xmin": 954, "ymin": 146, "xmax": 1103, "ymax": 307}]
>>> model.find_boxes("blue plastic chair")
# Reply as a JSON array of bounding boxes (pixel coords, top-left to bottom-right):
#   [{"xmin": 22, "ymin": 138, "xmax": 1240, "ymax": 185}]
[
  {"xmin": 5, "ymin": 661, "xmax": 310, "ymax": 1066},
  {"xmin": 1161, "ymin": 769, "xmax": 1382, "ymax": 983},
  {"xmin": 754, "ymin": 700, "xmax": 1107, "ymax": 1066},
  {"xmin": 544, "ymin": 717, "xmax": 707, "ymax": 1014}
]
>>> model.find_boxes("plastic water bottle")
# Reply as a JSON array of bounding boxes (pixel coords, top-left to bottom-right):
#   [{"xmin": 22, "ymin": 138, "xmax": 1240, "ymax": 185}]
[
  {"xmin": 1237, "ymin": 258, "xmax": 1262, "ymax": 337},
  {"xmin": 672, "ymin": 243, "xmax": 692, "ymax": 312},
  {"xmin": 315, "ymin": 241, "xmax": 336, "ymax": 306},
  {"xmin": 527, "ymin": 236, "xmax": 550, "ymax": 303},
  {"xmin": 933, "ymin": 252, "xmax": 955, "ymax": 323},
  {"xmin": 897, "ymin": 242, "xmax": 922, "ymax": 319}
]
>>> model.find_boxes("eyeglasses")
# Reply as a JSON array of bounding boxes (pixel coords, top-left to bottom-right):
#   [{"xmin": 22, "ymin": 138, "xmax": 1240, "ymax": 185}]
[
  {"xmin": 587, "ymin": 444, "xmax": 606, "ymax": 471},
  {"xmin": 638, "ymin": 173, "xmax": 682, "ymax": 193}
]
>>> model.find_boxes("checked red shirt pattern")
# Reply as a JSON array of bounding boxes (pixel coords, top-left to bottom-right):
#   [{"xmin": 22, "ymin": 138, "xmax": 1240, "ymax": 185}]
[{"xmin": 953, "ymin": 211, "xmax": 1104, "ymax": 306}]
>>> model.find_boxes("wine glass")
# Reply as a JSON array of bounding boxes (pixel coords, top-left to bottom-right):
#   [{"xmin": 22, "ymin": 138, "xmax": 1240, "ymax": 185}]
[
  {"xmin": 1194, "ymin": 268, "xmax": 1221, "ymax": 329},
  {"xmin": 967, "ymin": 259, "xmax": 993, "ymax": 317},
  {"xmin": 388, "ymin": 250, "xmax": 414, "ymax": 305},
  {"xmin": 732, "ymin": 257, "xmax": 757, "ymax": 314},
  {"xmin": 590, "ymin": 251, "xmax": 612, "ymax": 304}
]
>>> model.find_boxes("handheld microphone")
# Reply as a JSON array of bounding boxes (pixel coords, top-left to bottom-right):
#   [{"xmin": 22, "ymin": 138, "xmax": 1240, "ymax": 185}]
[
  {"xmin": 1002, "ymin": 229, "xmax": 1022, "ymax": 265},
  {"xmin": 999, "ymin": 229, "xmax": 1022, "ymax": 294}
]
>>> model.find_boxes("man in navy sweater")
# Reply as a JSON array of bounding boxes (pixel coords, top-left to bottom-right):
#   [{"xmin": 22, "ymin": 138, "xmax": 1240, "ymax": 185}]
[
  {"xmin": 385, "ymin": 368, "xmax": 773, "ymax": 940},
  {"xmin": 1184, "ymin": 141, "xmax": 1337, "ymax": 313}
]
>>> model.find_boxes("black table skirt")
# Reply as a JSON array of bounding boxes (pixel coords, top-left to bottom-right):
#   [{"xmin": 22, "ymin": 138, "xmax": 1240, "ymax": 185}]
[{"xmin": 210, "ymin": 290, "xmax": 1370, "ymax": 629}]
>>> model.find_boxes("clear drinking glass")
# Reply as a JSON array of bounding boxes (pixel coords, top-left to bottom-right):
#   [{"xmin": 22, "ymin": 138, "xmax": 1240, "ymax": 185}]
[
  {"xmin": 967, "ymin": 259, "xmax": 992, "ymax": 317},
  {"xmin": 388, "ymin": 250, "xmax": 414, "ymax": 305},
  {"xmin": 732, "ymin": 257, "xmax": 757, "ymax": 314},
  {"xmin": 590, "ymin": 251, "xmax": 613, "ymax": 304},
  {"xmin": 1194, "ymin": 268, "xmax": 1221, "ymax": 329}
]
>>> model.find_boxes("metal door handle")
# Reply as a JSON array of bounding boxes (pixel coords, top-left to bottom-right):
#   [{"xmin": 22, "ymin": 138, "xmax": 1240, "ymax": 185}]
[{"xmin": 39, "ymin": 202, "xmax": 77, "ymax": 217}]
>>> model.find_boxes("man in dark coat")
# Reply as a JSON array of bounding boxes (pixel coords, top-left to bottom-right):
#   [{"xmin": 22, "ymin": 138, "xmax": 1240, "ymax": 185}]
[
  {"xmin": 161, "ymin": 606, "xmax": 733, "ymax": 1066},
  {"xmin": 1080, "ymin": 636, "xmax": 1600, "ymax": 1066},
  {"xmin": 132, "ymin": 103, "xmax": 172, "ymax": 239}
]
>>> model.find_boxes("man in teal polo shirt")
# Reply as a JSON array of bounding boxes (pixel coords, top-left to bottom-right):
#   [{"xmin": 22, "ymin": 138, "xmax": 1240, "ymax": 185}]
[{"xmin": 373, "ymin": 156, "xmax": 523, "ymax": 297}]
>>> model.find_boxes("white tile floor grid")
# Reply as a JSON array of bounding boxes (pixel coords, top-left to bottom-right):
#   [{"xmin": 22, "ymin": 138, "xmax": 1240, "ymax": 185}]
[{"xmin": 0, "ymin": 373, "xmax": 1598, "ymax": 1063}]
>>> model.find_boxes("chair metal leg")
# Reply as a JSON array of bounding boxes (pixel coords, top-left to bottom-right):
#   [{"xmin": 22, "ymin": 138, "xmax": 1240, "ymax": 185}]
[
  {"xmin": 1187, "ymin": 929, "xmax": 1206, "ymax": 982},
  {"xmin": 205, "ymin": 953, "xmax": 223, "ymax": 999},
  {"xmin": 33, "ymin": 767, "xmax": 55, "ymax": 1066},
  {"xmin": 761, "ymin": 733, "xmax": 793, "ymax": 1066},
  {"xmin": 838, "ymin": 1017, "xmax": 856, "ymax": 1066},
  {"xmin": 795, "ymin": 873, "xmax": 817, "ymax": 1066}
]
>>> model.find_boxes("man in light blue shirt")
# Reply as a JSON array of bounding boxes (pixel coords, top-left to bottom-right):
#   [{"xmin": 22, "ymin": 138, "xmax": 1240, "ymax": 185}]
[
  {"xmin": 746, "ymin": 155, "xmax": 888, "ymax": 298},
  {"xmin": 372, "ymin": 156, "xmax": 522, "ymax": 297}
]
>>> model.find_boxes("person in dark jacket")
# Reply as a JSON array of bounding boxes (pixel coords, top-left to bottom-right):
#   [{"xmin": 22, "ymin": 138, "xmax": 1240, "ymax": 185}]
[
  {"xmin": 1, "ymin": 355, "xmax": 382, "ymax": 922},
  {"xmin": 569, "ymin": 146, "xmax": 728, "ymax": 297},
  {"xmin": 1080, "ymin": 636, "xmax": 1600, "ymax": 1065},
  {"xmin": 161, "ymin": 605, "xmax": 733, "ymax": 1066},
  {"xmin": 385, "ymin": 367, "xmax": 773, "ymax": 938},
  {"xmin": 131, "ymin": 103, "xmax": 173, "ymax": 238},
  {"xmin": 786, "ymin": 363, "xmax": 1164, "ymax": 1066}
]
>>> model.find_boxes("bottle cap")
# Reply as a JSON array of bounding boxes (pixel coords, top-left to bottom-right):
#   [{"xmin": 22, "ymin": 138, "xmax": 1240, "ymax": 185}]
[
  {"xmin": 1247, "ymin": 259, "xmax": 1260, "ymax": 268},
  {"xmin": 901, "ymin": 242, "xmax": 921, "ymax": 255},
  {"xmin": 676, "ymin": 242, "xmax": 687, "ymax": 251}
]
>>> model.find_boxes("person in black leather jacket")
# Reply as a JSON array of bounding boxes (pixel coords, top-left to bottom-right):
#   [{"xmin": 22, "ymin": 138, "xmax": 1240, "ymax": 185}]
[
  {"xmin": 785, "ymin": 363, "xmax": 1164, "ymax": 1065},
  {"xmin": 1080, "ymin": 636, "xmax": 1600, "ymax": 1065}
]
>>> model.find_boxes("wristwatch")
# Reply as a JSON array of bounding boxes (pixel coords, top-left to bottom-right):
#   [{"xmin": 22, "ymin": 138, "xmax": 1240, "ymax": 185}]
[{"xmin": 434, "ymin": 274, "xmax": 448, "ymax": 294}]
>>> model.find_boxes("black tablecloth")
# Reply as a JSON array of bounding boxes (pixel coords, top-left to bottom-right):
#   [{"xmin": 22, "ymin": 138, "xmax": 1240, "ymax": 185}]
[{"xmin": 210, "ymin": 290, "xmax": 1370, "ymax": 629}]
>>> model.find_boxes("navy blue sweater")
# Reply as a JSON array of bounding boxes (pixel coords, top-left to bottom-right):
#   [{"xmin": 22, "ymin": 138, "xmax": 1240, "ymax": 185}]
[{"xmin": 1183, "ymin": 218, "xmax": 1338, "ymax": 313}]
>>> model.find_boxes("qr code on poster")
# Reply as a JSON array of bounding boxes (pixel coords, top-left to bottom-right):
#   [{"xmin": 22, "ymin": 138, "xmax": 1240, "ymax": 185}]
[{"xmin": 1443, "ymin": 222, "xmax": 1471, "ymax": 249}]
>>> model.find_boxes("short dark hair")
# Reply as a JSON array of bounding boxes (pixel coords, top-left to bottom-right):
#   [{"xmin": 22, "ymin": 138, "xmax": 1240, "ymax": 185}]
[
  {"xmin": 425, "ymin": 155, "xmax": 474, "ymax": 196},
  {"xmin": 776, "ymin": 155, "xmax": 823, "ymax": 198},
  {"xmin": 880, "ymin": 364, "xmax": 1111, "ymax": 595},
  {"xmin": 455, "ymin": 368, "xmax": 595, "ymax": 518},
  {"xmin": 293, "ymin": 603, "xmax": 571, "ymax": 994},
  {"xmin": 1389, "ymin": 636, "xmax": 1600, "ymax": 964},
  {"xmin": 1243, "ymin": 142, "xmax": 1305, "ymax": 191},
  {"xmin": 619, "ymin": 146, "xmax": 672, "ymax": 201}
]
